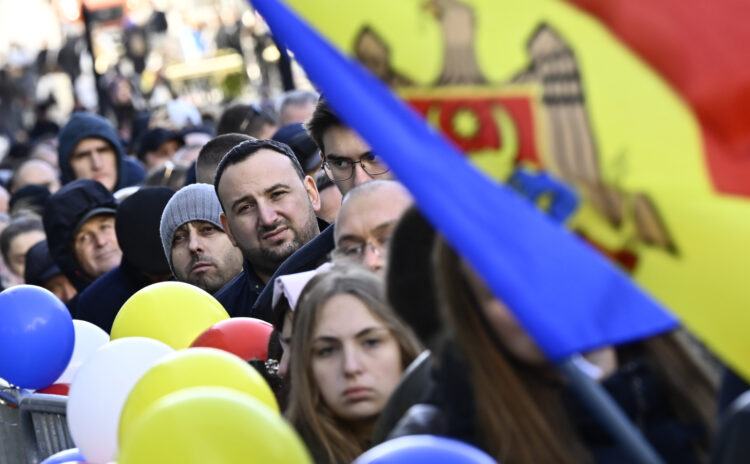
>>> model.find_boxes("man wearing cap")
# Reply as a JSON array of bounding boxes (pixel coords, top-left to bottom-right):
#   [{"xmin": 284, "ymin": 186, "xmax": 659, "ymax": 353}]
[
  {"xmin": 25, "ymin": 240, "xmax": 77, "ymax": 304},
  {"xmin": 272, "ymin": 122, "xmax": 322, "ymax": 176},
  {"xmin": 42, "ymin": 179, "xmax": 123, "ymax": 307},
  {"xmin": 75, "ymin": 187, "xmax": 175, "ymax": 332},
  {"xmin": 137, "ymin": 127, "xmax": 184, "ymax": 172},
  {"xmin": 57, "ymin": 112, "xmax": 145, "ymax": 192},
  {"xmin": 160, "ymin": 183, "xmax": 243, "ymax": 295}
]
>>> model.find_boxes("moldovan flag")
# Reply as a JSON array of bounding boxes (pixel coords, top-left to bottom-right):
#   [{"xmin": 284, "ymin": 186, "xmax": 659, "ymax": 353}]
[{"xmin": 252, "ymin": 0, "xmax": 750, "ymax": 378}]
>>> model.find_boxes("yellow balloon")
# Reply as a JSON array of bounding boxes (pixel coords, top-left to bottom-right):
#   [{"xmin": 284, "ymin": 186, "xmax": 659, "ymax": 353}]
[
  {"xmin": 118, "ymin": 386, "xmax": 312, "ymax": 464},
  {"xmin": 110, "ymin": 282, "xmax": 229, "ymax": 349},
  {"xmin": 119, "ymin": 348, "xmax": 279, "ymax": 446}
]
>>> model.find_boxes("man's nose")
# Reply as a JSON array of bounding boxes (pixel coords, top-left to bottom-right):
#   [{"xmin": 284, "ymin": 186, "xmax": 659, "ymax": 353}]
[
  {"xmin": 352, "ymin": 162, "xmax": 373, "ymax": 187},
  {"xmin": 363, "ymin": 242, "xmax": 384, "ymax": 272},
  {"xmin": 258, "ymin": 203, "xmax": 279, "ymax": 226},
  {"xmin": 187, "ymin": 233, "xmax": 202, "ymax": 253},
  {"xmin": 94, "ymin": 231, "xmax": 109, "ymax": 247},
  {"xmin": 90, "ymin": 152, "xmax": 102, "ymax": 169}
]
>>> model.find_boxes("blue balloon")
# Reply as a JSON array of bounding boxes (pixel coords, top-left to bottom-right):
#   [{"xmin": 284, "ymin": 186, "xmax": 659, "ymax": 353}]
[
  {"xmin": 354, "ymin": 435, "xmax": 497, "ymax": 464},
  {"xmin": 39, "ymin": 447, "xmax": 85, "ymax": 464},
  {"xmin": 0, "ymin": 285, "xmax": 75, "ymax": 389}
]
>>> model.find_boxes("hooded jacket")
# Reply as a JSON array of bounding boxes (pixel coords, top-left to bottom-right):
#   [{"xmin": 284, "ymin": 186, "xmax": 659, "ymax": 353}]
[
  {"xmin": 76, "ymin": 187, "xmax": 174, "ymax": 332},
  {"xmin": 42, "ymin": 179, "xmax": 118, "ymax": 293},
  {"xmin": 57, "ymin": 112, "xmax": 145, "ymax": 190}
]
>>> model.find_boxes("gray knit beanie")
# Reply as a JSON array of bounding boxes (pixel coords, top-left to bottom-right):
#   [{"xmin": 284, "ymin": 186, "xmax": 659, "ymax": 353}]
[{"xmin": 159, "ymin": 183, "xmax": 225, "ymax": 275}]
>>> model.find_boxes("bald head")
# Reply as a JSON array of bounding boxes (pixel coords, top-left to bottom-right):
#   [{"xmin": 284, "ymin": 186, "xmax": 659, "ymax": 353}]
[
  {"xmin": 334, "ymin": 180, "xmax": 413, "ymax": 273},
  {"xmin": 11, "ymin": 159, "xmax": 61, "ymax": 194}
]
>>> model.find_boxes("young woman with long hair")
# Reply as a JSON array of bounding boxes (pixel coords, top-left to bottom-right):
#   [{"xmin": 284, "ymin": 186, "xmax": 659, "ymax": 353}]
[
  {"xmin": 285, "ymin": 264, "xmax": 422, "ymax": 463},
  {"xmin": 433, "ymin": 239, "xmax": 716, "ymax": 463}
]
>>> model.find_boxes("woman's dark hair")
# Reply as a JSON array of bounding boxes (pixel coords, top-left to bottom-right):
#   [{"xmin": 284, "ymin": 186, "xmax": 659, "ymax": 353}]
[
  {"xmin": 386, "ymin": 206, "xmax": 442, "ymax": 348},
  {"xmin": 434, "ymin": 238, "xmax": 591, "ymax": 463}
]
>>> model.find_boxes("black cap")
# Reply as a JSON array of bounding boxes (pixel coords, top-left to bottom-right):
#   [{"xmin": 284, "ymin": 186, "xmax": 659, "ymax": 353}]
[
  {"xmin": 24, "ymin": 240, "xmax": 61, "ymax": 286},
  {"xmin": 73, "ymin": 206, "xmax": 117, "ymax": 238},
  {"xmin": 272, "ymin": 123, "xmax": 321, "ymax": 172},
  {"xmin": 138, "ymin": 128, "xmax": 184, "ymax": 160}
]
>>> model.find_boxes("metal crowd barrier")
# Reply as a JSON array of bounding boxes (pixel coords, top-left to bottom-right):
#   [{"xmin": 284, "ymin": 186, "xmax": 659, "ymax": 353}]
[{"xmin": 0, "ymin": 387, "xmax": 75, "ymax": 464}]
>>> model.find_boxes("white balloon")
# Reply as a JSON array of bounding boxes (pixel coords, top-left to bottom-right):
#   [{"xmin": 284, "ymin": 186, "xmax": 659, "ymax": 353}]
[
  {"xmin": 66, "ymin": 337, "xmax": 174, "ymax": 464},
  {"xmin": 56, "ymin": 320, "xmax": 110, "ymax": 385}
]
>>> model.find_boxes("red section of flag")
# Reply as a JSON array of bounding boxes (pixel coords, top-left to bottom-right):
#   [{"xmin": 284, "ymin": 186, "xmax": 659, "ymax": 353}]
[
  {"xmin": 565, "ymin": 0, "xmax": 750, "ymax": 197},
  {"xmin": 407, "ymin": 95, "xmax": 541, "ymax": 165}
]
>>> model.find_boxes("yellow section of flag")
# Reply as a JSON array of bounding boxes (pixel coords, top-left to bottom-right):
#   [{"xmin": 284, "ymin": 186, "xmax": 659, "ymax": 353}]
[{"xmin": 283, "ymin": 0, "xmax": 750, "ymax": 378}]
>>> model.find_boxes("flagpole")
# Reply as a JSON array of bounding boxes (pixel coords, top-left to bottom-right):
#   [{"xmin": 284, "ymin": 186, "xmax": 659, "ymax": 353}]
[{"xmin": 558, "ymin": 358, "xmax": 664, "ymax": 464}]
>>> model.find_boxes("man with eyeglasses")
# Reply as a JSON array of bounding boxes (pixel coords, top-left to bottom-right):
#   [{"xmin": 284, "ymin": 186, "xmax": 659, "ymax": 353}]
[
  {"xmin": 333, "ymin": 180, "xmax": 413, "ymax": 273},
  {"xmin": 246, "ymin": 98, "xmax": 395, "ymax": 318},
  {"xmin": 306, "ymin": 97, "xmax": 394, "ymax": 196}
]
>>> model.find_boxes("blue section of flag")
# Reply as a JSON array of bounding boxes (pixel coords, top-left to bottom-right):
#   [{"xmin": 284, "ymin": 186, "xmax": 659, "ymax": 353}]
[{"xmin": 249, "ymin": 0, "xmax": 678, "ymax": 359}]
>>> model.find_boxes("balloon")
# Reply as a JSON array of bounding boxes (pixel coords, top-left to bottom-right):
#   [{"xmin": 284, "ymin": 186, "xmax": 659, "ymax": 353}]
[
  {"xmin": 353, "ymin": 435, "xmax": 497, "ymax": 464},
  {"xmin": 37, "ymin": 383, "xmax": 70, "ymax": 396},
  {"xmin": 56, "ymin": 320, "xmax": 110, "ymax": 384},
  {"xmin": 190, "ymin": 318, "xmax": 274, "ymax": 361},
  {"xmin": 110, "ymin": 282, "xmax": 229, "ymax": 349},
  {"xmin": 118, "ymin": 386, "xmax": 312, "ymax": 464},
  {"xmin": 39, "ymin": 447, "xmax": 85, "ymax": 464},
  {"xmin": 0, "ymin": 285, "xmax": 74, "ymax": 389},
  {"xmin": 119, "ymin": 347, "xmax": 278, "ymax": 445},
  {"xmin": 67, "ymin": 337, "xmax": 174, "ymax": 464}
]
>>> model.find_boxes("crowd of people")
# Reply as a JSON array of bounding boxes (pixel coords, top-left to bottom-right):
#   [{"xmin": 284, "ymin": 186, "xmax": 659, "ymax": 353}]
[{"xmin": 0, "ymin": 60, "xmax": 748, "ymax": 462}]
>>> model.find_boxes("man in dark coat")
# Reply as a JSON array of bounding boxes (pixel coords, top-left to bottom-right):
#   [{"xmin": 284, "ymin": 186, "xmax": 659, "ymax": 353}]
[
  {"xmin": 42, "ymin": 179, "xmax": 122, "ymax": 315},
  {"xmin": 247, "ymin": 98, "xmax": 393, "ymax": 320},
  {"xmin": 213, "ymin": 139, "xmax": 323, "ymax": 320},
  {"xmin": 75, "ymin": 187, "xmax": 174, "ymax": 332},
  {"xmin": 57, "ymin": 112, "xmax": 145, "ymax": 192}
]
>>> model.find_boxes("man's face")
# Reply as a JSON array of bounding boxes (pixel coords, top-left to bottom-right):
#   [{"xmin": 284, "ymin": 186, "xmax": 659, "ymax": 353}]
[
  {"xmin": 8, "ymin": 230, "xmax": 45, "ymax": 277},
  {"xmin": 144, "ymin": 140, "xmax": 181, "ymax": 171},
  {"xmin": 73, "ymin": 214, "xmax": 122, "ymax": 279},
  {"xmin": 321, "ymin": 126, "xmax": 393, "ymax": 196},
  {"xmin": 69, "ymin": 138, "xmax": 118, "ymax": 191},
  {"xmin": 43, "ymin": 274, "xmax": 77, "ymax": 303},
  {"xmin": 218, "ymin": 149, "xmax": 321, "ymax": 282},
  {"xmin": 334, "ymin": 185, "xmax": 412, "ymax": 273},
  {"xmin": 170, "ymin": 220, "xmax": 243, "ymax": 294}
]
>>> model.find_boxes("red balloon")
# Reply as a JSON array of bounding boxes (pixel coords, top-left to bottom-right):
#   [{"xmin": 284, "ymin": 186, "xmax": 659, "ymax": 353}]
[
  {"xmin": 37, "ymin": 383, "xmax": 70, "ymax": 396},
  {"xmin": 190, "ymin": 318, "xmax": 274, "ymax": 361}
]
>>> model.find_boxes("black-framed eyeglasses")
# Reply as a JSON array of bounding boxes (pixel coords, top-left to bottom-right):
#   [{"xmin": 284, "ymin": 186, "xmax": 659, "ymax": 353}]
[{"xmin": 323, "ymin": 152, "xmax": 390, "ymax": 182}]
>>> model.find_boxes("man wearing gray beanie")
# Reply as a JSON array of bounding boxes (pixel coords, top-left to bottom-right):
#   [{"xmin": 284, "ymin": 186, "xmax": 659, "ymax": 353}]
[{"xmin": 160, "ymin": 184, "xmax": 243, "ymax": 294}]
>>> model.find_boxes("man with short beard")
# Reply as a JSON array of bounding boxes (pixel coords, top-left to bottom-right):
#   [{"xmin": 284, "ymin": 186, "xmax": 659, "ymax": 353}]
[
  {"xmin": 214, "ymin": 139, "xmax": 323, "ymax": 319},
  {"xmin": 160, "ymin": 183, "xmax": 243, "ymax": 295}
]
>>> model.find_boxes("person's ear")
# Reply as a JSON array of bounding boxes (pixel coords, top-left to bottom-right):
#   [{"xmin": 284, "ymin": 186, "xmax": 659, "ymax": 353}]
[
  {"xmin": 220, "ymin": 213, "xmax": 237, "ymax": 247},
  {"xmin": 303, "ymin": 175, "xmax": 321, "ymax": 213}
]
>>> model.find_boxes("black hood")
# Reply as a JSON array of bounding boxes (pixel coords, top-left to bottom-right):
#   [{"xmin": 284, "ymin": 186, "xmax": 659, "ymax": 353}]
[
  {"xmin": 43, "ymin": 179, "xmax": 118, "ymax": 292},
  {"xmin": 57, "ymin": 111, "xmax": 146, "ymax": 190},
  {"xmin": 115, "ymin": 186, "xmax": 174, "ymax": 276}
]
